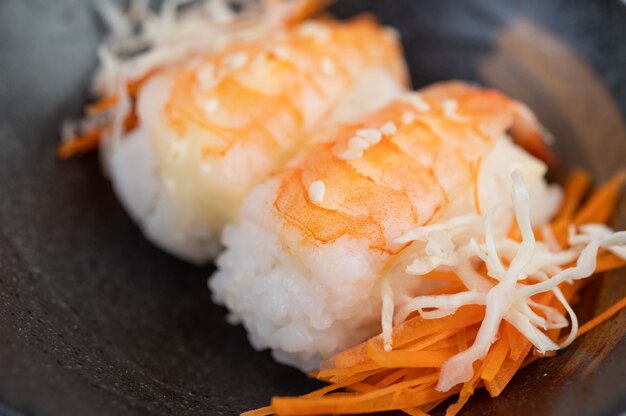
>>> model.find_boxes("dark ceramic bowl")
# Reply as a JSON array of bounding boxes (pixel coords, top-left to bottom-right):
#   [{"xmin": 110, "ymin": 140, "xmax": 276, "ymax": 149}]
[{"xmin": 1, "ymin": 0, "xmax": 625, "ymax": 415}]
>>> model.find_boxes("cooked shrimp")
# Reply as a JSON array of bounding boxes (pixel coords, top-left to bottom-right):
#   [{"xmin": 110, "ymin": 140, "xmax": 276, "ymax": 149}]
[
  {"xmin": 210, "ymin": 81, "xmax": 562, "ymax": 369},
  {"xmin": 274, "ymin": 81, "xmax": 558, "ymax": 253}
]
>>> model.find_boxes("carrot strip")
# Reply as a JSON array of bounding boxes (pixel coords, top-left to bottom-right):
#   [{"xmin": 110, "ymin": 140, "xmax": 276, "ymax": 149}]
[
  {"xmin": 319, "ymin": 362, "xmax": 380, "ymax": 383},
  {"xmin": 445, "ymin": 363, "xmax": 483, "ymax": 416},
  {"xmin": 405, "ymin": 329, "xmax": 457, "ymax": 352},
  {"xmin": 556, "ymin": 170, "xmax": 592, "ymax": 220},
  {"xmin": 369, "ymin": 306, "xmax": 484, "ymax": 351},
  {"xmin": 345, "ymin": 382, "xmax": 377, "ymax": 394},
  {"xmin": 483, "ymin": 345, "xmax": 530, "ymax": 397},
  {"xmin": 402, "ymin": 408, "xmax": 431, "ymax": 416},
  {"xmin": 86, "ymin": 95, "xmax": 119, "ymax": 115},
  {"xmin": 304, "ymin": 369, "xmax": 380, "ymax": 399},
  {"xmin": 241, "ymin": 406, "xmax": 273, "ymax": 416},
  {"xmin": 57, "ymin": 129, "xmax": 101, "ymax": 159},
  {"xmin": 367, "ymin": 346, "xmax": 457, "ymax": 368},
  {"xmin": 420, "ymin": 271, "xmax": 461, "ymax": 283},
  {"xmin": 324, "ymin": 341, "xmax": 369, "ymax": 370},
  {"xmin": 551, "ymin": 170, "xmax": 591, "ymax": 243},
  {"xmin": 271, "ymin": 375, "xmax": 452, "ymax": 415},
  {"xmin": 455, "ymin": 327, "xmax": 468, "ymax": 352},
  {"xmin": 375, "ymin": 369, "xmax": 409, "ymax": 388},
  {"xmin": 594, "ymin": 252, "xmax": 626, "ymax": 273},
  {"xmin": 480, "ymin": 329, "xmax": 510, "ymax": 382},
  {"xmin": 573, "ymin": 171, "xmax": 625, "ymax": 226},
  {"xmin": 323, "ymin": 306, "xmax": 484, "ymax": 374}
]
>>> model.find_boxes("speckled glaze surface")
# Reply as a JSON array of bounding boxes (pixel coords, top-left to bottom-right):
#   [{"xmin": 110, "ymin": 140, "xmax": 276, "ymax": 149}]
[{"xmin": 0, "ymin": 1, "xmax": 625, "ymax": 415}]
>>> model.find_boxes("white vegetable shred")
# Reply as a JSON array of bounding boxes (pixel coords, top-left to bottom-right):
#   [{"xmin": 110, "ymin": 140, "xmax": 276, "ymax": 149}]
[{"xmin": 385, "ymin": 169, "xmax": 626, "ymax": 392}]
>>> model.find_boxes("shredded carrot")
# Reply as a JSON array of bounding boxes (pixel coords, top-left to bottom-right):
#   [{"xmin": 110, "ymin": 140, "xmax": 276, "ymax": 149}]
[
  {"xmin": 271, "ymin": 375, "xmax": 451, "ymax": 415},
  {"xmin": 58, "ymin": 71, "xmax": 153, "ymax": 160},
  {"xmin": 57, "ymin": 129, "xmax": 102, "ymax": 159},
  {"xmin": 573, "ymin": 171, "xmax": 625, "ymax": 226},
  {"xmin": 480, "ymin": 327, "xmax": 510, "ymax": 382},
  {"xmin": 550, "ymin": 170, "xmax": 591, "ymax": 244},
  {"xmin": 401, "ymin": 408, "xmax": 431, "ymax": 416},
  {"xmin": 367, "ymin": 346, "xmax": 458, "ymax": 368},
  {"xmin": 241, "ymin": 406, "xmax": 273, "ymax": 416},
  {"xmin": 594, "ymin": 251, "xmax": 626, "ymax": 273},
  {"xmin": 445, "ymin": 362, "xmax": 483, "ymax": 416},
  {"xmin": 455, "ymin": 327, "xmax": 469, "ymax": 351},
  {"xmin": 86, "ymin": 95, "xmax": 119, "ymax": 115},
  {"xmin": 345, "ymin": 382, "xmax": 377, "ymax": 394},
  {"xmin": 375, "ymin": 369, "xmax": 409, "ymax": 388}
]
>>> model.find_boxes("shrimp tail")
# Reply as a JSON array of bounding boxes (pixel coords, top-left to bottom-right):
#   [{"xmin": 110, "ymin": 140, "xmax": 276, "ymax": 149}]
[{"xmin": 510, "ymin": 104, "xmax": 560, "ymax": 168}]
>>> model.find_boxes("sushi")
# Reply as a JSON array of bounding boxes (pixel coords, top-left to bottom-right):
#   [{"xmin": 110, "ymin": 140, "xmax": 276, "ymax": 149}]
[
  {"xmin": 60, "ymin": 0, "xmax": 408, "ymax": 263},
  {"xmin": 209, "ymin": 81, "xmax": 564, "ymax": 370}
]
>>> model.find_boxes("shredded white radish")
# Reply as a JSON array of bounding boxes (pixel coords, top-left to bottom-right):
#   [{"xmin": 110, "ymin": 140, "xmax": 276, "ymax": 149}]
[
  {"xmin": 384, "ymin": 168, "xmax": 626, "ymax": 392},
  {"xmin": 92, "ymin": 0, "xmax": 301, "ymax": 92},
  {"xmin": 381, "ymin": 278, "xmax": 394, "ymax": 352}
]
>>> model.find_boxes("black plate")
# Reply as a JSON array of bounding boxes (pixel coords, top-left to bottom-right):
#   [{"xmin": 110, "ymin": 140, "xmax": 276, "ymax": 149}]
[{"xmin": 1, "ymin": 0, "xmax": 625, "ymax": 415}]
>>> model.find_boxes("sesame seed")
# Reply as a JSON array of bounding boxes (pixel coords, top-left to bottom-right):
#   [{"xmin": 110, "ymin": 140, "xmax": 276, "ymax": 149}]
[
  {"xmin": 223, "ymin": 52, "xmax": 248, "ymax": 70},
  {"xmin": 442, "ymin": 99, "xmax": 464, "ymax": 121},
  {"xmin": 349, "ymin": 136, "xmax": 370, "ymax": 150},
  {"xmin": 299, "ymin": 22, "xmax": 331, "ymax": 42},
  {"xmin": 308, "ymin": 180, "xmax": 326, "ymax": 205},
  {"xmin": 403, "ymin": 93, "xmax": 431, "ymax": 112},
  {"xmin": 273, "ymin": 46, "xmax": 289, "ymax": 60},
  {"xmin": 356, "ymin": 128, "xmax": 382, "ymax": 145},
  {"xmin": 321, "ymin": 57, "xmax": 335, "ymax": 75},
  {"xmin": 380, "ymin": 122, "xmax": 397, "ymax": 135},
  {"xmin": 203, "ymin": 98, "xmax": 219, "ymax": 114},
  {"xmin": 196, "ymin": 63, "xmax": 216, "ymax": 89},
  {"xmin": 336, "ymin": 147, "xmax": 364, "ymax": 160},
  {"xmin": 402, "ymin": 111, "xmax": 417, "ymax": 125}
]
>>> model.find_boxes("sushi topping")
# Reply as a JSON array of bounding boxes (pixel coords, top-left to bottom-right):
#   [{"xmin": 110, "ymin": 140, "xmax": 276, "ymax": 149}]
[{"xmin": 308, "ymin": 180, "xmax": 326, "ymax": 206}]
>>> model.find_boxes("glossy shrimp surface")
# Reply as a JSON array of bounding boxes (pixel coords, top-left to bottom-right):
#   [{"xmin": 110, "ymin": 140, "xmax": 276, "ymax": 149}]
[
  {"xmin": 273, "ymin": 81, "xmax": 553, "ymax": 253},
  {"xmin": 147, "ymin": 16, "xmax": 407, "ymax": 231}
]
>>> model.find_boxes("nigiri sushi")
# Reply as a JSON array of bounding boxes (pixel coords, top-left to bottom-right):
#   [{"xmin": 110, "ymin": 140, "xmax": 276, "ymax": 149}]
[
  {"xmin": 209, "ymin": 81, "xmax": 564, "ymax": 370},
  {"xmin": 60, "ymin": 0, "xmax": 408, "ymax": 263}
]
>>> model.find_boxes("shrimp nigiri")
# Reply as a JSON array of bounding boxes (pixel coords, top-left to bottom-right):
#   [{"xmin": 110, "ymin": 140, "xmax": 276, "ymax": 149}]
[
  {"xmin": 61, "ymin": 1, "xmax": 408, "ymax": 263},
  {"xmin": 210, "ymin": 81, "xmax": 562, "ymax": 369}
]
